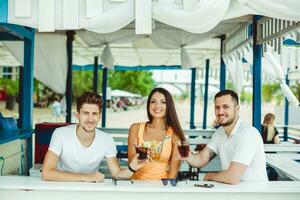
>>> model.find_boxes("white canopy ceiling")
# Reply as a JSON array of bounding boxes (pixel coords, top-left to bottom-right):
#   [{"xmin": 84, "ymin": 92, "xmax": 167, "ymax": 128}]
[
  {"xmin": 7, "ymin": 0, "xmax": 300, "ymax": 33},
  {"xmin": 1, "ymin": 0, "xmax": 300, "ymax": 95},
  {"xmin": 73, "ymin": 26, "xmax": 222, "ymax": 68}
]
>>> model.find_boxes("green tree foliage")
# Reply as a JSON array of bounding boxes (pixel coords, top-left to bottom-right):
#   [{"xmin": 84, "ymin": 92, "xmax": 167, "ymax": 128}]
[
  {"xmin": 73, "ymin": 71, "xmax": 94, "ymax": 98},
  {"xmin": 71, "ymin": 70, "xmax": 155, "ymax": 98},
  {"xmin": 226, "ymin": 81, "xmax": 234, "ymax": 90},
  {"xmin": 240, "ymin": 89, "xmax": 252, "ymax": 104},
  {"xmin": 262, "ymin": 83, "xmax": 283, "ymax": 105},
  {"xmin": 290, "ymin": 80, "xmax": 300, "ymax": 101},
  {"xmin": 108, "ymin": 71, "xmax": 154, "ymax": 96},
  {"xmin": 226, "ymin": 81, "xmax": 286, "ymax": 105},
  {"xmin": 0, "ymin": 78, "xmax": 19, "ymax": 110},
  {"xmin": 226, "ymin": 81, "xmax": 252, "ymax": 104},
  {"xmin": 0, "ymin": 78, "xmax": 19, "ymax": 96},
  {"xmin": 179, "ymin": 92, "xmax": 189, "ymax": 100}
]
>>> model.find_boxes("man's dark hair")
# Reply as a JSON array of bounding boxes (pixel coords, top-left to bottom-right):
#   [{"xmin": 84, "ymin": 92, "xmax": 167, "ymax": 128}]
[
  {"xmin": 76, "ymin": 91, "xmax": 102, "ymax": 112},
  {"xmin": 214, "ymin": 89, "xmax": 239, "ymax": 105}
]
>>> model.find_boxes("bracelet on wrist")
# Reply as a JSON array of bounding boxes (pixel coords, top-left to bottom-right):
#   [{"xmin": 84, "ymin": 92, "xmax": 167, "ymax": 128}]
[{"xmin": 128, "ymin": 164, "xmax": 136, "ymax": 173}]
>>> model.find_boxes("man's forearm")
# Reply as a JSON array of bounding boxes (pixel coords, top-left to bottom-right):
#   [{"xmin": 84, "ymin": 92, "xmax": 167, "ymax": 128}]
[
  {"xmin": 115, "ymin": 168, "xmax": 134, "ymax": 179},
  {"xmin": 186, "ymin": 153, "xmax": 208, "ymax": 168},
  {"xmin": 204, "ymin": 171, "xmax": 240, "ymax": 185},
  {"xmin": 42, "ymin": 169, "xmax": 88, "ymax": 182}
]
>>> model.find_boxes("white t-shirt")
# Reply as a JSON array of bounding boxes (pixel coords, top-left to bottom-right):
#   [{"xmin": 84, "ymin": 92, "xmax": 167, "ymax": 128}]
[
  {"xmin": 207, "ymin": 118, "xmax": 268, "ymax": 181},
  {"xmin": 48, "ymin": 125, "xmax": 117, "ymax": 173}
]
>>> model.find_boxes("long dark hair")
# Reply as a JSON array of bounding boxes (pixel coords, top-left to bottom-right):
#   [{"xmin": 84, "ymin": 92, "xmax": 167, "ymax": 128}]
[{"xmin": 146, "ymin": 88, "xmax": 186, "ymax": 141}]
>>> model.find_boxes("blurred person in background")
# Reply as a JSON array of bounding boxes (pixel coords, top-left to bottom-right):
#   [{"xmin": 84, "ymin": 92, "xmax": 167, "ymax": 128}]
[{"xmin": 261, "ymin": 113, "xmax": 280, "ymax": 144}]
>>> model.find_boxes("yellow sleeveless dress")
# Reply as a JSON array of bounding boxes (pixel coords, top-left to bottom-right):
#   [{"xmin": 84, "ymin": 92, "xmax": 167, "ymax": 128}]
[{"xmin": 131, "ymin": 122, "xmax": 173, "ymax": 180}]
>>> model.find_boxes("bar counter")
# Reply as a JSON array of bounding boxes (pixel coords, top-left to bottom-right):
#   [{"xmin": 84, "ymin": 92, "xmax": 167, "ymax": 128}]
[{"xmin": 0, "ymin": 176, "xmax": 300, "ymax": 200}]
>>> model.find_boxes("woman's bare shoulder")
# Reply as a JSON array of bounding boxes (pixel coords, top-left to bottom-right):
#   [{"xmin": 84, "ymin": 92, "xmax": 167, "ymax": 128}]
[
  {"xmin": 171, "ymin": 132, "xmax": 181, "ymax": 143},
  {"xmin": 130, "ymin": 122, "xmax": 142, "ymax": 129},
  {"xmin": 129, "ymin": 123, "xmax": 143, "ymax": 134}
]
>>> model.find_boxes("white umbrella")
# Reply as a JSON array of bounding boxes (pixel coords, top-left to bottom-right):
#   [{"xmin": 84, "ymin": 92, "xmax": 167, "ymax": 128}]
[{"xmin": 110, "ymin": 89, "xmax": 141, "ymax": 98}]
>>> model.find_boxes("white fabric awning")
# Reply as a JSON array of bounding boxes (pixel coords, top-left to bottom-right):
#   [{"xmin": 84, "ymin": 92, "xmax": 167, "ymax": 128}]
[
  {"xmin": 7, "ymin": 0, "xmax": 300, "ymax": 34},
  {"xmin": 1, "ymin": 0, "xmax": 300, "ymax": 95},
  {"xmin": 2, "ymin": 33, "xmax": 67, "ymax": 94},
  {"xmin": 75, "ymin": 28, "xmax": 221, "ymax": 68}
]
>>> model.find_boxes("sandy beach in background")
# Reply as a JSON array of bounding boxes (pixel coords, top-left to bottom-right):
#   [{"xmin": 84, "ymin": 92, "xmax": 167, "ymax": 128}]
[{"xmin": 0, "ymin": 100, "xmax": 277, "ymax": 129}]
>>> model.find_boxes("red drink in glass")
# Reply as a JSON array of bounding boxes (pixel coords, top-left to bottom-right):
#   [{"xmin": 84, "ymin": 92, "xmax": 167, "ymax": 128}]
[
  {"xmin": 135, "ymin": 146, "xmax": 148, "ymax": 160},
  {"xmin": 178, "ymin": 142, "xmax": 190, "ymax": 158}
]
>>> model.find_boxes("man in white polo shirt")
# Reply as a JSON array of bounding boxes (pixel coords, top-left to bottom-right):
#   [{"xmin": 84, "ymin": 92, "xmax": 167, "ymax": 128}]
[
  {"xmin": 185, "ymin": 90, "xmax": 268, "ymax": 184},
  {"xmin": 42, "ymin": 91, "xmax": 145, "ymax": 182}
]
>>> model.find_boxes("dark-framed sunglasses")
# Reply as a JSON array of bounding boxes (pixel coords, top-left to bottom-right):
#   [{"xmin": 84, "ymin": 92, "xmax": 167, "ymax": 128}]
[
  {"xmin": 161, "ymin": 178, "xmax": 188, "ymax": 186},
  {"xmin": 161, "ymin": 178, "xmax": 177, "ymax": 186}
]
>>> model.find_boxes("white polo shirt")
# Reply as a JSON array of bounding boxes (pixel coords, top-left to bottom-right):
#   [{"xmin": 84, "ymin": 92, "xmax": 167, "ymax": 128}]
[
  {"xmin": 207, "ymin": 118, "xmax": 268, "ymax": 181},
  {"xmin": 49, "ymin": 125, "xmax": 117, "ymax": 173}
]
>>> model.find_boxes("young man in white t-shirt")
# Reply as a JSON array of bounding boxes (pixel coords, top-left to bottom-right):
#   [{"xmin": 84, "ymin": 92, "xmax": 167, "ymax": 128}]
[
  {"xmin": 184, "ymin": 90, "xmax": 268, "ymax": 184},
  {"xmin": 42, "ymin": 91, "xmax": 145, "ymax": 182}
]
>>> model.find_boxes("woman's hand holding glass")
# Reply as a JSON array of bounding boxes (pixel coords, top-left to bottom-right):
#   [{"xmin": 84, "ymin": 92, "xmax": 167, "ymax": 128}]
[{"xmin": 129, "ymin": 152, "xmax": 147, "ymax": 171}]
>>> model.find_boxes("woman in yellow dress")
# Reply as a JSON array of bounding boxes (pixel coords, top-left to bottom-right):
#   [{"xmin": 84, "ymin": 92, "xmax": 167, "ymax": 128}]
[{"xmin": 128, "ymin": 87, "xmax": 186, "ymax": 180}]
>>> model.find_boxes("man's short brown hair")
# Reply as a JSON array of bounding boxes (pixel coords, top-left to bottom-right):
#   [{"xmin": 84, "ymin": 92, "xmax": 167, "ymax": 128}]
[
  {"xmin": 76, "ymin": 91, "xmax": 102, "ymax": 112},
  {"xmin": 214, "ymin": 89, "xmax": 239, "ymax": 105}
]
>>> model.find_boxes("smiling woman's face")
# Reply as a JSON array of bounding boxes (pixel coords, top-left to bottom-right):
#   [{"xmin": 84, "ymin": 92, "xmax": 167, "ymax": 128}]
[{"xmin": 148, "ymin": 92, "xmax": 166, "ymax": 119}]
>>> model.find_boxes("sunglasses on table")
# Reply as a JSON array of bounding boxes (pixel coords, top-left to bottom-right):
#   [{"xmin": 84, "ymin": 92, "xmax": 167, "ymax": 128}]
[{"xmin": 161, "ymin": 178, "xmax": 188, "ymax": 186}]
